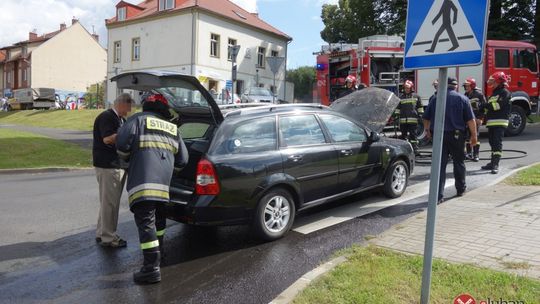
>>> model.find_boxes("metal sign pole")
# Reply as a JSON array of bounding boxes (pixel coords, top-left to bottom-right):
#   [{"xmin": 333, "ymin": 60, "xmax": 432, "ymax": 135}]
[{"xmin": 420, "ymin": 67, "xmax": 448, "ymax": 304}]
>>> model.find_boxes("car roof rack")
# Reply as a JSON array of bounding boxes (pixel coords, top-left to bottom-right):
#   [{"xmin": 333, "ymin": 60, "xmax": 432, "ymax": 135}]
[{"xmin": 223, "ymin": 103, "xmax": 330, "ymax": 117}]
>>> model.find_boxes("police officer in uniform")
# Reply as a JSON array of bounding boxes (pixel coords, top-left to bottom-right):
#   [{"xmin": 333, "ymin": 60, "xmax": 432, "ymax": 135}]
[
  {"xmin": 338, "ymin": 75, "xmax": 357, "ymax": 98},
  {"xmin": 395, "ymin": 80, "xmax": 424, "ymax": 154},
  {"xmin": 481, "ymin": 72, "xmax": 511, "ymax": 174},
  {"xmin": 463, "ymin": 77, "xmax": 486, "ymax": 161},
  {"xmin": 423, "ymin": 77, "xmax": 477, "ymax": 202},
  {"xmin": 116, "ymin": 94, "xmax": 188, "ymax": 284}
]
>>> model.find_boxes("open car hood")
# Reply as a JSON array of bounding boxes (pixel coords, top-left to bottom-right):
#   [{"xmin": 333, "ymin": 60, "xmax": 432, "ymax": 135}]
[
  {"xmin": 111, "ymin": 70, "xmax": 224, "ymax": 124},
  {"xmin": 330, "ymin": 87, "xmax": 400, "ymax": 133}
]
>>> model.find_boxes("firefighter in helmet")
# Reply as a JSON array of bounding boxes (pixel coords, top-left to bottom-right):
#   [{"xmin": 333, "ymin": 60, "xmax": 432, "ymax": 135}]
[
  {"xmin": 463, "ymin": 77, "xmax": 487, "ymax": 161},
  {"xmin": 481, "ymin": 71, "xmax": 511, "ymax": 174},
  {"xmin": 116, "ymin": 93, "xmax": 188, "ymax": 284},
  {"xmin": 338, "ymin": 75, "xmax": 357, "ymax": 98},
  {"xmin": 395, "ymin": 80, "xmax": 424, "ymax": 154}
]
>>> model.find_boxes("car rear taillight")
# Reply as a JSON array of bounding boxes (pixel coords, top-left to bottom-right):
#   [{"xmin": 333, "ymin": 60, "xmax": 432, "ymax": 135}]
[{"xmin": 195, "ymin": 159, "xmax": 220, "ymax": 195}]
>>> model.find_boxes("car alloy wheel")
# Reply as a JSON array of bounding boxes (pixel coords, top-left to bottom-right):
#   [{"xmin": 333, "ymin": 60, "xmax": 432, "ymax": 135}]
[
  {"xmin": 383, "ymin": 160, "xmax": 408, "ymax": 198},
  {"xmin": 263, "ymin": 195, "xmax": 291, "ymax": 233},
  {"xmin": 391, "ymin": 163, "xmax": 407, "ymax": 194},
  {"xmin": 253, "ymin": 188, "xmax": 296, "ymax": 241}
]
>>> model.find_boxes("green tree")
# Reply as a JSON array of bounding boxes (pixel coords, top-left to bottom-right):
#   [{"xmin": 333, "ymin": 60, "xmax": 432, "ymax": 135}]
[
  {"xmin": 488, "ymin": 0, "xmax": 535, "ymax": 41},
  {"xmin": 286, "ymin": 66, "xmax": 316, "ymax": 102},
  {"xmin": 85, "ymin": 81, "xmax": 106, "ymax": 109},
  {"xmin": 320, "ymin": 0, "xmax": 384, "ymax": 43}
]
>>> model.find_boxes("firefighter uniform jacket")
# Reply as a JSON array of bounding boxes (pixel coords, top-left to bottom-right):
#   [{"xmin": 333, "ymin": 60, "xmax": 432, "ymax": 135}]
[
  {"xmin": 465, "ymin": 88, "xmax": 487, "ymax": 119},
  {"xmin": 116, "ymin": 112, "xmax": 188, "ymax": 207},
  {"xmin": 484, "ymin": 86, "xmax": 511, "ymax": 128},
  {"xmin": 396, "ymin": 92, "xmax": 424, "ymax": 124}
]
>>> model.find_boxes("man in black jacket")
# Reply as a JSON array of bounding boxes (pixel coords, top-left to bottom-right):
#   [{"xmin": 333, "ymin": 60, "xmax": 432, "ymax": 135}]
[
  {"xmin": 481, "ymin": 72, "xmax": 512, "ymax": 174},
  {"xmin": 93, "ymin": 93, "xmax": 133, "ymax": 247},
  {"xmin": 396, "ymin": 80, "xmax": 424, "ymax": 154}
]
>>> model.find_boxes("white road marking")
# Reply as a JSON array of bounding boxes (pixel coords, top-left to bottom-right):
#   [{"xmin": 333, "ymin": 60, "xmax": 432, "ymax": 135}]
[{"xmin": 293, "ymin": 179, "xmax": 454, "ymax": 234}]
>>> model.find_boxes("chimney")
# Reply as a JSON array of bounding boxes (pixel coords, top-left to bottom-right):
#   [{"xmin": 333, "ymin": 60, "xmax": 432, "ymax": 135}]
[
  {"xmin": 72, "ymin": 18, "xmax": 79, "ymax": 25},
  {"xmin": 92, "ymin": 34, "xmax": 99, "ymax": 42},
  {"xmin": 29, "ymin": 32, "xmax": 38, "ymax": 41},
  {"xmin": 60, "ymin": 23, "xmax": 67, "ymax": 30}
]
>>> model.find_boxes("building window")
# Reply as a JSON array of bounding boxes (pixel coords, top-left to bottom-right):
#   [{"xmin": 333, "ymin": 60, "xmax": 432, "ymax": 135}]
[
  {"xmin": 210, "ymin": 34, "xmax": 220, "ymax": 58},
  {"xmin": 22, "ymin": 68, "xmax": 27, "ymax": 82},
  {"xmin": 271, "ymin": 50, "xmax": 278, "ymax": 57},
  {"xmin": 257, "ymin": 47, "xmax": 266, "ymax": 68},
  {"xmin": 132, "ymin": 38, "xmax": 140, "ymax": 61},
  {"xmin": 7, "ymin": 71, "xmax": 11, "ymax": 84},
  {"xmin": 114, "ymin": 41, "xmax": 121, "ymax": 63},
  {"xmin": 117, "ymin": 7, "xmax": 126, "ymax": 21},
  {"xmin": 227, "ymin": 38, "xmax": 237, "ymax": 61},
  {"xmin": 22, "ymin": 46, "xmax": 28, "ymax": 56},
  {"xmin": 6, "ymin": 51, "xmax": 10, "ymax": 60},
  {"xmin": 159, "ymin": 0, "xmax": 175, "ymax": 11}
]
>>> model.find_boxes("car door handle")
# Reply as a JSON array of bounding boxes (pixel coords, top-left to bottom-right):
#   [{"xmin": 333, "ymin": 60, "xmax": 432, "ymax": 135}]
[
  {"xmin": 340, "ymin": 149, "xmax": 353, "ymax": 156},
  {"xmin": 288, "ymin": 155, "xmax": 303, "ymax": 162}
]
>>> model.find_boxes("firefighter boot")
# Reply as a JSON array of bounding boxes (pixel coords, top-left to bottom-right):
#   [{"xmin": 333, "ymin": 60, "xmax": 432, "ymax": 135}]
[
  {"xmin": 134, "ymin": 249, "xmax": 161, "ymax": 284},
  {"xmin": 473, "ymin": 145, "xmax": 480, "ymax": 162},
  {"xmin": 481, "ymin": 159, "xmax": 493, "ymax": 170},
  {"xmin": 491, "ymin": 155, "xmax": 501, "ymax": 174},
  {"xmin": 158, "ymin": 236, "xmax": 166, "ymax": 261}
]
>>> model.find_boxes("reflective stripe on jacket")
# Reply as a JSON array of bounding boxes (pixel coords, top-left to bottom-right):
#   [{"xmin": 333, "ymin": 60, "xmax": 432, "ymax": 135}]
[
  {"xmin": 396, "ymin": 92, "xmax": 423, "ymax": 125},
  {"xmin": 484, "ymin": 86, "xmax": 511, "ymax": 128}
]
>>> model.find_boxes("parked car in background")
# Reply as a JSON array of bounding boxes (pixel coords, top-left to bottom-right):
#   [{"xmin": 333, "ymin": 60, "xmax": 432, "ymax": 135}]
[
  {"xmin": 241, "ymin": 87, "xmax": 274, "ymax": 103},
  {"xmin": 216, "ymin": 92, "xmax": 241, "ymax": 104},
  {"xmin": 111, "ymin": 71, "xmax": 414, "ymax": 241}
]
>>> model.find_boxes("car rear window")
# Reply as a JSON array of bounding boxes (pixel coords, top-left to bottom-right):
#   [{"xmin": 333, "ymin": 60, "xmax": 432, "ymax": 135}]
[
  {"xmin": 279, "ymin": 114, "xmax": 326, "ymax": 147},
  {"xmin": 215, "ymin": 117, "xmax": 277, "ymax": 154}
]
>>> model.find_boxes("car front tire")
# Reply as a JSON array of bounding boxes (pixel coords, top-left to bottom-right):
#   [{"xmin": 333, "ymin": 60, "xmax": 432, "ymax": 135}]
[
  {"xmin": 383, "ymin": 160, "xmax": 409, "ymax": 198},
  {"xmin": 252, "ymin": 188, "xmax": 296, "ymax": 241}
]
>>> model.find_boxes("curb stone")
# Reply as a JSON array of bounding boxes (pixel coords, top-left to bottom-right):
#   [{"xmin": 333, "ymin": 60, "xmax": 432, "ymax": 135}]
[{"xmin": 269, "ymin": 255, "xmax": 348, "ymax": 304}]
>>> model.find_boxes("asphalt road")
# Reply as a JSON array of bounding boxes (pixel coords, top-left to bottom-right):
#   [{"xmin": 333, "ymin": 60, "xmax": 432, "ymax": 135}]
[{"xmin": 0, "ymin": 123, "xmax": 539, "ymax": 304}]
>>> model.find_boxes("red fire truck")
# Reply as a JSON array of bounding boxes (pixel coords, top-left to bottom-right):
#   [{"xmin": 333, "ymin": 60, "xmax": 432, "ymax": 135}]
[
  {"xmin": 315, "ymin": 36, "xmax": 537, "ymax": 136},
  {"xmin": 315, "ymin": 35, "xmax": 410, "ymax": 105}
]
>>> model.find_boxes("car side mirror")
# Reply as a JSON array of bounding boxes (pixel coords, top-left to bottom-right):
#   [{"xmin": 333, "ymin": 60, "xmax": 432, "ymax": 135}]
[{"xmin": 368, "ymin": 131, "xmax": 380, "ymax": 143}]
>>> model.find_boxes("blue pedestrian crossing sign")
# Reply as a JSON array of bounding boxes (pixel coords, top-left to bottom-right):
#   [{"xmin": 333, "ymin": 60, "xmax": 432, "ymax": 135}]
[{"xmin": 404, "ymin": 0, "xmax": 489, "ymax": 69}]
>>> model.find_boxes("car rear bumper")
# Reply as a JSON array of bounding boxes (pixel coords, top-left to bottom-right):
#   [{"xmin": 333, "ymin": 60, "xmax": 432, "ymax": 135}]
[{"xmin": 165, "ymin": 200, "xmax": 252, "ymax": 226}]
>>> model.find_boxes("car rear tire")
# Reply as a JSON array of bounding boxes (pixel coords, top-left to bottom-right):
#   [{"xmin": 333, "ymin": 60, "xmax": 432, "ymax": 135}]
[
  {"xmin": 505, "ymin": 105, "xmax": 527, "ymax": 136},
  {"xmin": 383, "ymin": 160, "xmax": 409, "ymax": 198},
  {"xmin": 252, "ymin": 188, "xmax": 295, "ymax": 241}
]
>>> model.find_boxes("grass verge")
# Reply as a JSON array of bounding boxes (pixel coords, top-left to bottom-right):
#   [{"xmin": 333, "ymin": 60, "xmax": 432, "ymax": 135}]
[
  {"xmin": 294, "ymin": 246, "xmax": 540, "ymax": 304},
  {"xmin": 0, "ymin": 129, "xmax": 92, "ymax": 169},
  {"xmin": 506, "ymin": 163, "xmax": 540, "ymax": 186},
  {"xmin": 0, "ymin": 109, "xmax": 104, "ymax": 131},
  {"xmin": 529, "ymin": 114, "xmax": 540, "ymax": 124}
]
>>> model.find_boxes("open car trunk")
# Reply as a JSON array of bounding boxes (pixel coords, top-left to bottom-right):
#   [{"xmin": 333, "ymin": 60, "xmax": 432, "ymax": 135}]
[{"xmin": 111, "ymin": 70, "xmax": 224, "ymax": 203}]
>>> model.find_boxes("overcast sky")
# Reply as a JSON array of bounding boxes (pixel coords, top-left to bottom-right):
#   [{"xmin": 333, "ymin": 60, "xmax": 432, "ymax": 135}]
[{"xmin": 0, "ymin": 0, "xmax": 337, "ymax": 68}]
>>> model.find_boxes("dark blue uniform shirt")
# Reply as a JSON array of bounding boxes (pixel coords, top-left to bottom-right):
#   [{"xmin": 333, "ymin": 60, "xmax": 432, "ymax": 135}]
[{"xmin": 423, "ymin": 89, "xmax": 474, "ymax": 132}]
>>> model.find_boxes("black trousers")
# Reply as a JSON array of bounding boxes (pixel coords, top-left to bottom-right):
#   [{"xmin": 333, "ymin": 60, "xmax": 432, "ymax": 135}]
[
  {"xmin": 400, "ymin": 123, "xmax": 419, "ymax": 149},
  {"xmin": 131, "ymin": 201, "xmax": 166, "ymax": 267},
  {"xmin": 488, "ymin": 126, "xmax": 505, "ymax": 159},
  {"xmin": 439, "ymin": 130, "xmax": 466, "ymax": 200}
]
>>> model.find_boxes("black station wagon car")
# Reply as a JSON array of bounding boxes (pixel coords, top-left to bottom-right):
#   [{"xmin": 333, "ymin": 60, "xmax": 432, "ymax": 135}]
[{"xmin": 112, "ymin": 71, "xmax": 415, "ymax": 241}]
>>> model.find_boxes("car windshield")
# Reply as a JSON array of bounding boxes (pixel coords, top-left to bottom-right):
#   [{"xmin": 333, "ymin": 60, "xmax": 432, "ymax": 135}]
[
  {"xmin": 248, "ymin": 87, "xmax": 272, "ymax": 96},
  {"xmin": 152, "ymin": 86, "xmax": 211, "ymax": 108}
]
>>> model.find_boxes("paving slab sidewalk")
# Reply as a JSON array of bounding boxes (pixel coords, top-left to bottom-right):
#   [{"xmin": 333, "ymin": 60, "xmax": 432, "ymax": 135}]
[{"xmin": 372, "ymin": 183, "xmax": 540, "ymax": 279}]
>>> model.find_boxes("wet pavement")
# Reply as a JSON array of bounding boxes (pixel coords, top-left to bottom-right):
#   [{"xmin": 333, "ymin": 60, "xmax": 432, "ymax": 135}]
[{"xmin": 0, "ymin": 123, "xmax": 539, "ymax": 303}]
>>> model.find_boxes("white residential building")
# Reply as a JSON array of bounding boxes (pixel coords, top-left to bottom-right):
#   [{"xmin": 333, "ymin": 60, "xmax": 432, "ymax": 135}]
[{"xmin": 106, "ymin": 0, "xmax": 292, "ymax": 102}]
